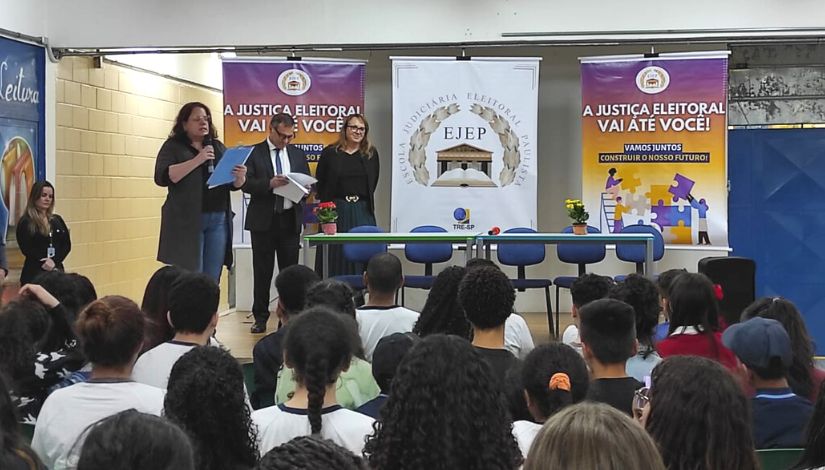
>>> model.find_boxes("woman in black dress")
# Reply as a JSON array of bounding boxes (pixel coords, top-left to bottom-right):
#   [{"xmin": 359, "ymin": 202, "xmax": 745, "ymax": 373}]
[
  {"xmin": 315, "ymin": 114, "xmax": 380, "ymax": 277},
  {"xmin": 16, "ymin": 181, "xmax": 71, "ymax": 285}
]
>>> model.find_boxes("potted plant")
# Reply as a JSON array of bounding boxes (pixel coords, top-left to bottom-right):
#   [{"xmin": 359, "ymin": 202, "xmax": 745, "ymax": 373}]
[
  {"xmin": 314, "ymin": 202, "xmax": 338, "ymax": 235},
  {"xmin": 565, "ymin": 199, "xmax": 589, "ymax": 235}
]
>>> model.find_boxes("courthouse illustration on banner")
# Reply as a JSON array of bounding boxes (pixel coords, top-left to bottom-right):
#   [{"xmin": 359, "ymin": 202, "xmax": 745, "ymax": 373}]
[
  {"xmin": 580, "ymin": 52, "xmax": 729, "ymax": 246},
  {"xmin": 221, "ymin": 59, "xmax": 365, "ymax": 242},
  {"xmin": 391, "ymin": 57, "xmax": 540, "ymax": 233}
]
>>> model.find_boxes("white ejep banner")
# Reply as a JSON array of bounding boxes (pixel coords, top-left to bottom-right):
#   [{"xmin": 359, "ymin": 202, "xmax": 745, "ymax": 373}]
[{"xmin": 391, "ymin": 57, "xmax": 540, "ymax": 233}]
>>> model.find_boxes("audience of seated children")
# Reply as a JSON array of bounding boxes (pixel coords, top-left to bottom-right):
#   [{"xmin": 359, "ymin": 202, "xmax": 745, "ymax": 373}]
[
  {"xmin": 653, "ymin": 268, "xmax": 686, "ymax": 343},
  {"xmin": 256, "ymin": 436, "xmax": 364, "ymax": 470},
  {"xmin": 255, "ymin": 308, "xmax": 375, "ymax": 456},
  {"xmin": 643, "ymin": 356, "xmax": 759, "ymax": 470},
  {"xmin": 363, "ymin": 334, "xmax": 522, "ymax": 470},
  {"xmin": 561, "ymin": 273, "xmax": 614, "ymax": 355},
  {"xmin": 793, "ymin": 382, "xmax": 825, "ymax": 470},
  {"xmin": 77, "ymin": 410, "xmax": 195, "ymax": 470},
  {"xmin": 524, "ymin": 402, "xmax": 665, "ymax": 470},
  {"xmin": 356, "ymin": 332, "xmax": 420, "ymax": 419},
  {"xmin": 356, "ymin": 253, "xmax": 419, "ymax": 361},
  {"xmin": 32, "ymin": 296, "xmax": 164, "ymax": 469},
  {"xmin": 458, "ymin": 266, "xmax": 521, "ymax": 381},
  {"xmin": 742, "ymin": 297, "xmax": 825, "ymax": 402},
  {"xmin": 140, "ymin": 265, "xmax": 184, "ymax": 353},
  {"xmin": 412, "ymin": 266, "xmax": 471, "ymax": 339},
  {"xmin": 165, "ymin": 346, "xmax": 259, "ymax": 470},
  {"xmin": 252, "ymin": 265, "xmax": 320, "ymax": 408},
  {"xmin": 723, "ymin": 316, "xmax": 814, "ymax": 448},
  {"xmin": 275, "ymin": 280, "xmax": 380, "ymax": 409},
  {"xmin": 465, "ymin": 258, "xmax": 534, "ymax": 359},
  {"xmin": 514, "ymin": 342, "xmax": 590, "ymax": 458},
  {"xmin": 579, "ymin": 298, "xmax": 642, "ymax": 415},
  {"xmin": 0, "ymin": 372, "xmax": 45, "ymax": 470},
  {"xmin": 609, "ymin": 274, "xmax": 663, "ymax": 381},
  {"xmin": 655, "ymin": 273, "xmax": 738, "ymax": 370},
  {"xmin": 132, "ymin": 272, "xmax": 220, "ymax": 388}
]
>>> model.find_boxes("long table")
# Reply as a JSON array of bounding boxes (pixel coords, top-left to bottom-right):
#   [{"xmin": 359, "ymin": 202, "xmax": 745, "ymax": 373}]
[
  {"xmin": 475, "ymin": 232, "xmax": 657, "ymax": 275},
  {"xmin": 303, "ymin": 232, "xmax": 481, "ymax": 278}
]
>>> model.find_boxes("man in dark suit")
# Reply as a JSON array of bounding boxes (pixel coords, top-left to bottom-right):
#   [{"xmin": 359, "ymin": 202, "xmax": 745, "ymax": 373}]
[{"xmin": 242, "ymin": 113, "xmax": 311, "ymax": 333}]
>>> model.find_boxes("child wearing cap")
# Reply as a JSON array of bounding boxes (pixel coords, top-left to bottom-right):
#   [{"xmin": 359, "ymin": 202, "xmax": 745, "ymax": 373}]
[{"xmin": 723, "ymin": 316, "xmax": 814, "ymax": 448}]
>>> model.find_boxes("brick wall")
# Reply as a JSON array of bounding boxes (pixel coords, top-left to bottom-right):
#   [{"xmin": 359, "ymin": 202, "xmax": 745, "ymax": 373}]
[{"xmin": 52, "ymin": 56, "xmax": 226, "ymax": 303}]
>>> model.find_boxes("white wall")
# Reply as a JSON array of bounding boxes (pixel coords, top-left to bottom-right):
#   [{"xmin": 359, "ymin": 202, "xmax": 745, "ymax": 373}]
[
  {"xmin": 0, "ymin": 0, "xmax": 45, "ymax": 38},
  {"xmin": 105, "ymin": 53, "xmax": 224, "ymax": 90},
  {"xmin": 45, "ymin": 0, "xmax": 825, "ymax": 49}
]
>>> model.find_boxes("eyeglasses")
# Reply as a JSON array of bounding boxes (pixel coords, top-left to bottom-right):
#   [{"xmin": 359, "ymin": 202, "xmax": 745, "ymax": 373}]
[
  {"xmin": 347, "ymin": 125, "xmax": 366, "ymax": 133},
  {"xmin": 632, "ymin": 387, "xmax": 650, "ymax": 420},
  {"xmin": 273, "ymin": 127, "xmax": 295, "ymax": 141}
]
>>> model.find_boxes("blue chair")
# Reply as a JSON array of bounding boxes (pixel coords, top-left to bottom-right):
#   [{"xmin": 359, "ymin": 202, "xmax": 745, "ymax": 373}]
[
  {"xmin": 333, "ymin": 225, "xmax": 387, "ymax": 290},
  {"xmin": 614, "ymin": 224, "xmax": 665, "ymax": 281},
  {"xmin": 553, "ymin": 225, "xmax": 606, "ymax": 333},
  {"xmin": 402, "ymin": 225, "xmax": 453, "ymax": 305},
  {"xmin": 496, "ymin": 227, "xmax": 555, "ymax": 337}
]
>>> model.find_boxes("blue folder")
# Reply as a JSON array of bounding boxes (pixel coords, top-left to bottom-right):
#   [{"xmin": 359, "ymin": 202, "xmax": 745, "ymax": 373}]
[{"xmin": 207, "ymin": 146, "xmax": 254, "ymax": 188}]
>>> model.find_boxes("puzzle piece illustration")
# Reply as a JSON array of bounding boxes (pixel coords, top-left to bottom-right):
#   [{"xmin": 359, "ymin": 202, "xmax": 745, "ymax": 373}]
[
  {"xmin": 663, "ymin": 221, "xmax": 692, "ymax": 244},
  {"xmin": 624, "ymin": 192, "xmax": 648, "ymax": 215},
  {"xmin": 620, "ymin": 173, "xmax": 642, "ymax": 193},
  {"xmin": 668, "ymin": 173, "xmax": 695, "ymax": 202},
  {"xmin": 646, "ymin": 185, "xmax": 672, "ymax": 206},
  {"xmin": 651, "ymin": 200, "xmax": 691, "ymax": 227},
  {"xmin": 623, "ymin": 211, "xmax": 653, "ymax": 228}
]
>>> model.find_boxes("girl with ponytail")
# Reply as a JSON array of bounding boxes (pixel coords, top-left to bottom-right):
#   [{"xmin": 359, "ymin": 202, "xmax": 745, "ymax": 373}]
[
  {"xmin": 513, "ymin": 343, "xmax": 590, "ymax": 458},
  {"xmin": 256, "ymin": 307, "xmax": 374, "ymax": 456}
]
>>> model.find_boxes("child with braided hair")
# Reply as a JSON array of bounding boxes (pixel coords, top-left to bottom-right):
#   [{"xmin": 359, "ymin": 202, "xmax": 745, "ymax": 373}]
[
  {"xmin": 257, "ymin": 436, "xmax": 365, "ymax": 470},
  {"xmin": 256, "ymin": 308, "xmax": 374, "ymax": 456},
  {"xmin": 513, "ymin": 343, "xmax": 590, "ymax": 458}
]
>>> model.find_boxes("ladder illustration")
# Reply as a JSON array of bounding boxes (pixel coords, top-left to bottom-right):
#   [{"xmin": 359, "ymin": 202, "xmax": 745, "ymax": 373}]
[{"xmin": 600, "ymin": 192, "xmax": 616, "ymax": 233}]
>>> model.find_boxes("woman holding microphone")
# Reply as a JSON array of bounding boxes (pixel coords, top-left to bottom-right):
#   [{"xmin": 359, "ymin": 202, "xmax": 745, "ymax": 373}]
[{"xmin": 154, "ymin": 102, "xmax": 246, "ymax": 282}]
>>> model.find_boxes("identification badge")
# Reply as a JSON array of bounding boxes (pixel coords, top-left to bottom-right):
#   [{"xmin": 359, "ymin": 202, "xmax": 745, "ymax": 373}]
[{"xmin": 47, "ymin": 247, "xmax": 56, "ymax": 258}]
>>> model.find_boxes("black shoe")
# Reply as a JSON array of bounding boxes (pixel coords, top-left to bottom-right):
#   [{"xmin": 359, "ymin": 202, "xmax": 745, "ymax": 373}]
[{"xmin": 250, "ymin": 322, "xmax": 266, "ymax": 334}]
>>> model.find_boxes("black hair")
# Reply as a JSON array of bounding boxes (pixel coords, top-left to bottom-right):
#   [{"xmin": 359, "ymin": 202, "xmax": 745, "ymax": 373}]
[
  {"xmin": 465, "ymin": 257, "xmax": 499, "ymax": 271},
  {"xmin": 0, "ymin": 372, "xmax": 44, "ymax": 469},
  {"xmin": 458, "ymin": 266, "xmax": 515, "ymax": 330},
  {"xmin": 748, "ymin": 356, "xmax": 788, "ymax": 381},
  {"xmin": 275, "ymin": 265, "xmax": 320, "ymax": 316},
  {"xmin": 67, "ymin": 273, "xmax": 98, "ymax": 311},
  {"xmin": 75, "ymin": 296, "xmax": 145, "ymax": 367},
  {"xmin": 609, "ymin": 274, "xmax": 660, "ymax": 357},
  {"xmin": 170, "ymin": 102, "xmax": 218, "ymax": 140},
  {"xmin": 655, "ymin": 268, "xmax": 687, "ymax": 299},
  {"xmin": 579, "ymin": 299, "xmax": 636, "ymax": 364},
  {"xmin": 608, "ymin": 168, "xmax": 617, "ymax": 176},
  {"xmin": 32, "ymin": 270, "xmax": 87, "ymax": 325},
  {"xmin": 504, "ymin": 363, "xmax": 533, "ymax": 422},
  {"xmin": 257, "ymin": 436, "xmax": 365, "ymax": 470},
  {"xmin": 164, "ymin": 347, "xmax": 258, "ymax": 470},
  {"xmin": 570, "ymin": 274, "xmax": 613, "ymax": 308},
  {"xmin": 270, "ymin": 113, "xmax": 296, "ymax": 128},
  {"xmin": 168, "ymin": 272, "xmax": 219, "ymax": 333},
  {"xmin": 794, "ymin": 381, "xmax": 825, "ymax": 469},
  {"xmin": 667, "ymin": 273, "xmax": 722, "ymax": 354},
  {"xmin": 413, "ymin": 266, "xmax": 471, "ymax": 339},
  {"xmin": 363, "ymin": 334, "xmax": 522, "ymax": 470},
  {"xmin": 141, "ymin": 265, "xmax": 185, "ymax": 351},
  {"xmin": 283, "ymin": 308, "xmax": 354, "ymax": 435},
  {"xmin": 304, "ymin": 280, "xmax": 364, "ymax": 359},
  {"xmin": 371, "ymin": 333, "xmax": 420, "ymax": 393},
  {"xmin": 522, "ymin": 343, "xmax": 590, "ymax": 421},
  {"xmin": 77, "ymin": 409, "xmax": 195, "ymax": 470},
  {"xmin": 742, "ymin": 297, "xmax": 816, "ymax": 399},
  {"xmin": 366, "ymin": 253, "xmax": 403, "ymax": 295},
  {"xmin": 0, "ymin": 299, "xmax": 49, "ymax": 380},
  {"xmin": 646, "ymin": 356, "xmax": 758, "ymax": 470}
]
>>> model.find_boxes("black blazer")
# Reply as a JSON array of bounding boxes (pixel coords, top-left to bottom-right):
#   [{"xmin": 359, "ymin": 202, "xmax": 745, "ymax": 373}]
[{"xmin": 242, "ymin": 140, "xmax": 310, "ymax": 233}]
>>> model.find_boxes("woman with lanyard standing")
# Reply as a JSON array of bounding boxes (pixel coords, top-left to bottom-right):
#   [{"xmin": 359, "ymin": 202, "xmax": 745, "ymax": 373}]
[
  {"xmin": 154, "ymin": 102, "xmax": 246, "ymax": 282},
  {"xmin": 315, "ymin": 114, "xmax": 380, "ymax": 277},
  {"xmin": 17, "ymin": 181, "xmax": 71, "ymax": 285}
]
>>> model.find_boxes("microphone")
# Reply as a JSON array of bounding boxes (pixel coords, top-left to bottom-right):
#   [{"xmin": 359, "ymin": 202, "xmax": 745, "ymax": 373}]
[
  {"xmin": 203, "ymin": 135, "xmax": 214, "ymax": 174},
  {"xmin": 488, "ymin": 226, "xmax": 501, "ymax": 236}
]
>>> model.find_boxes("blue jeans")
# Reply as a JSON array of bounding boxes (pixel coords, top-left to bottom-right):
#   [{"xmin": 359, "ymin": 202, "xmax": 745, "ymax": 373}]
[{"xmin": 198, "ymin": 211, "xmax": 228, "ymax": 282}]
